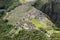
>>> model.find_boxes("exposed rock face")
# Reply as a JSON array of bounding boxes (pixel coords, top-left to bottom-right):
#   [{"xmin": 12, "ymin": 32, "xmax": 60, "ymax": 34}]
[
  {"xmin": 41, "ymin": 0, "xmax": 60, "ymax": 25},
  {"xmin": 52, "ymin": 0, "xmax": 60, "ymax": 3},
  {"xmin": 33, "ymin": 0, "xmax": 49, "ymax": 10},
  {"xmin": 33, "ymin": 0, "xmax": 60, "ymax": 26}
]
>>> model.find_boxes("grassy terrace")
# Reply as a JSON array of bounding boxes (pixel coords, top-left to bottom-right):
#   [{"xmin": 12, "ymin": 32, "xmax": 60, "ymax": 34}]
[
  {"xmin": 30, "ymin": 18, "xmax": 60, "ymax": 34},
  {"xmin": 31, "ymin": 18, "xmax": 46, "ymax": 28},
  {"xmin": 30, "ymin": 16, "xmax": 53, "ymax": 29}
]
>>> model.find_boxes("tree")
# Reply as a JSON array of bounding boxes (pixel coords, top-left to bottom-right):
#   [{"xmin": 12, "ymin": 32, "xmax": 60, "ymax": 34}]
[
  {"xmin": 13, "ymin": 29, "xmax": 49, "ymax": 40},
  {"xmin": 0, "ymin": 0, "xmax": 21, "ymax": 11}
]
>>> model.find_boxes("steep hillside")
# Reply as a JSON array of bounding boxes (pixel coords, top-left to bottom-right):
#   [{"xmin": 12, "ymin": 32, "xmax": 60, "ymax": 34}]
[
  {"xmin": 3, "ymin": 4, "xmax": 56, "ymax": 38},
  {"xmin": 33, "ymin": 0, "xmax": 60, "ymax": 28},
  {"xmin": 0, "ymin": 0, "xmax": 60, "ymax": 40}
]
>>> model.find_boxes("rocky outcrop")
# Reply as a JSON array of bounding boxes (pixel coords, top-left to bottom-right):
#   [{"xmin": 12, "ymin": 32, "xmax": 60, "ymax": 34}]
[
  {"xmin": 41, "ymin": 0, "xmax": 60, "ymax": 25},
  {"xmin": 33, "ymin": 0, "xmax": 60, "ymax": 27}
]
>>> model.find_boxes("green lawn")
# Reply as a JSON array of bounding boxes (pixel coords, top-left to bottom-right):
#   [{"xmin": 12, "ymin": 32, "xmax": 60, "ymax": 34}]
[{"xmin": 31, "ymin": 18, "xmax": 46, "ymax": 28}]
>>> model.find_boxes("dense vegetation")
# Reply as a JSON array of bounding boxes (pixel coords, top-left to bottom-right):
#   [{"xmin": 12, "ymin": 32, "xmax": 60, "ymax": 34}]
[
  {"xmin": 0, "ymin": 12, "xmax": 6, "ymax": 18},
  {"xmin": 0, "ymin": 29, "xmax": 49, "ymax": 40},
  {"xmin": 0, "ymin": 0, "xmax": 21, "ymax": 12},
  {"xmin": 0, "ymin": 19, "xmax": 14, "ymax": 37},
  {"xmin": 0, "ymin": 8, "xmax": 14, "ymax": 39}
]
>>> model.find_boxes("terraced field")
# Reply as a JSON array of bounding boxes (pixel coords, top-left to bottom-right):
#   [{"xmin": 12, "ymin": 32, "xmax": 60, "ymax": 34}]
[{"xmin": 4, "ymin": 5, "xmax": 33, "ymax": 25}]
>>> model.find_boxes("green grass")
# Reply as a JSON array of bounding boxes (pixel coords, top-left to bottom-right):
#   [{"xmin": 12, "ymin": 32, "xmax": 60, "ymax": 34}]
[
  {"xmin": 30, "ymin": 17, "xmax": 49, "ymax": 28},
  {"xmin": 30, "ymin": 18, "xmax": 49, "ymax": 28},
  {"xmin": 30, "ymin": 18, "xmax": 60, "ymax": 34},
  {"xmin": 49, "ymin": 30, "xmax": 60, "ymax": 34}
]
